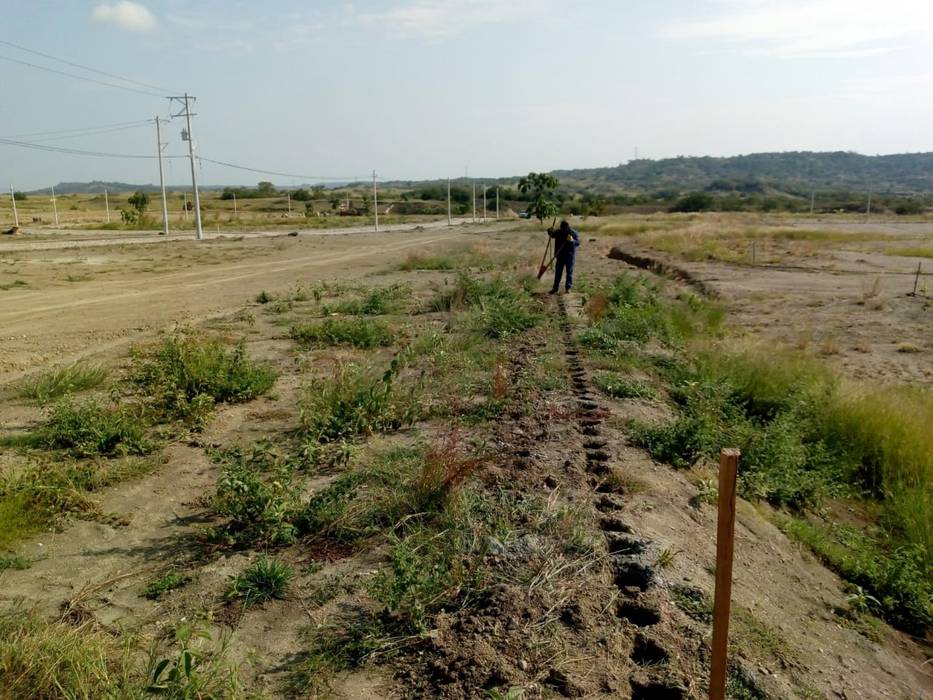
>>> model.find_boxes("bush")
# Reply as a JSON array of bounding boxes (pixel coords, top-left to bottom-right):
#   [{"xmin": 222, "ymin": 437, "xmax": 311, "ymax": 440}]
[
  {"xmin": 299, "ymin": 359, "xmax": 418, "ymax": 446},
  {"xmin": 670, "ymin": 192, "xmax": 714, "ymax": 213},
  {"xmin": 36, "ymin": 399, "xmax": 149, "ymax": 458},
  {"xmin": 290, "ymin": 318, "xmax": 394, "ymax": 349},
  {"xmin": 131, "ymin": 333, "xmax": 278, "ymax": 424},
  {"xmin": 329, "ymin": 284, "xmax": 409, "ymax": 316},
  {"xmin": 211, "ymin": 445, "xmax": 299, "ymax": 547}
]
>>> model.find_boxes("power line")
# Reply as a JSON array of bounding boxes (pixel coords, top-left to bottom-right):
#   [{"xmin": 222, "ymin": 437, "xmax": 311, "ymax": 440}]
[
  {"xmin": 0, "ymin": 119, "xmax": 154, "ymax": 140},
  {"xmin": 8, "ymin": 122, "xmax": 155, "ymax": 144},
  {"xmin": 197, "ymin": 156, "xmax": 372, "ymax": 182},
  {"xmin": 0, "ymin": 136, "xmax": 185, "ymax": 160},
  {"xmin": 0, "ymin": 38, "xmax": 176, "ymax": 95},
  {"xmin": 0, "ymin": 53, "xmax": 167, "ymax": 98}
]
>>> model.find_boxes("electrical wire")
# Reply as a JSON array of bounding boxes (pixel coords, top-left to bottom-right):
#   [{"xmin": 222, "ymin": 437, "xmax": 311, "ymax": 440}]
[
  {"xmin": 0, "ymin": 136, "xmax": 185, "ymax": 160},
  {"xmin": 0, "ymin": 119, "xmax": 155, "ymax": 140},
  {"xmin": 4, "ymin": 122, "xmax": 155, "ymax": 144},
  {"xmin": 0, "ymin": 53, "xmax": 168, "ymax": 98},
  {"xmin": 0, "ymin": 38, "xmax": 177, "ymax": 95},
  {"xmin": 197, "ymin": 156, "xmax": 370, "ymax": 182}
]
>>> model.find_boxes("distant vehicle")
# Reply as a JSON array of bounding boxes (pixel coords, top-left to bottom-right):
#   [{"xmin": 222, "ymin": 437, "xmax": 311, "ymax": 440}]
[{"xmin": 518, "ymin": 210, "xmax": 531, "ymax": 219}]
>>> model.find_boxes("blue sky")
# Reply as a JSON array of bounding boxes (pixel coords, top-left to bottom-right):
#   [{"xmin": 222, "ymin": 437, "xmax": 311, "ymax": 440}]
[{"xmin": 1, "ymin": 0, "xmax": 931, "ymax": 189}]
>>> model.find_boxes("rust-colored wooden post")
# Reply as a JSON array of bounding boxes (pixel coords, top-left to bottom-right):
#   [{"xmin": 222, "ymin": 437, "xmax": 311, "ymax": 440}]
[{"xmin": 710, "ymin": 447, "xmax": 740, "ymax": 700}]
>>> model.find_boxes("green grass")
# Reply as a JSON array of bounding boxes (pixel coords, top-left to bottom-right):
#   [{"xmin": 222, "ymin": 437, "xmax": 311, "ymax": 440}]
[
  {"xmin": 783, "ymin": 517, "xmax": 931, "ymax": 634},
  {"xmin": 34, "ymin": 398, "xmax": 150, "ymax": 458},
  {"xmin": 18, "ymin": 363, "xmax": 108, "ymax": 405},
  {"xmin": 143, "ymin": 572, "xmax": 191, "ymax": 600},
  {"xmin": 299, "ymin": 359, "xmax": 420, "ymax": 448},
  {"xmin": 0, "ymin": 554, "xmax": 30, "ymax": 571},
  {"xmin": 0, "ymin": 606, "xmax": 138, "ymax": 698},
  {"xmin": 228, "ymin": 556, "xmax": 294, "ymax": 605},
  {"xmin": 593, "ymin": 371, "xmax": 656, "ymax": 399},
  {"xmin": 429, "ymin": 272, "xmax": 541, "ymax": 338},
  {"xmin": 326, "ymin": 283, "xmax": 410, "ymax": 316},
  {"xmin": 290, "ymin": 317, "xmax": 395, "ymax": 349},
  {"xmin": 885, "ymin": 246, "xmax": 933, "ymax": 258},
  {"xmin": 0, "ymin": 456, "xmax": 154, "ymax": 549},
  {"xmin": 130, "ymin": 332, "xmax": 278, "ymax": 425},
  {"xmin": 578, "ymin": 273, "xmax": 722, "ymax": 353}
]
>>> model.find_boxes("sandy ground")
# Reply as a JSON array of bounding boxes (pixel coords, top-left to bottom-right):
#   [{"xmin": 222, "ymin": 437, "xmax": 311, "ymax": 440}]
[{"xmin": 0, "ymin": 219, "xmax": 490, "ymax": 383}]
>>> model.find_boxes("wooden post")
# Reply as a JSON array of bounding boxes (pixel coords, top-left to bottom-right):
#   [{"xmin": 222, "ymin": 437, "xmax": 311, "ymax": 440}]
[
  {"xmin": 912, "ymin": 262, "xmax": 922, "ymax": 296},
  {"xmin": 710, "ymin": 447, "xmax": 740, "ymax": 700}
]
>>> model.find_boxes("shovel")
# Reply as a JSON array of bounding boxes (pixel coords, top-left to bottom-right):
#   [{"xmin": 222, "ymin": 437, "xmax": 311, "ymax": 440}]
[{"xmin": 536, "ymin": 218, "xmax": 558, "ymax": 279}]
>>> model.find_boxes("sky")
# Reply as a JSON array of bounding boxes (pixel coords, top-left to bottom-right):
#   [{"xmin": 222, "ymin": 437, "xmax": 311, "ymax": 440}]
[{"xmin": 1, "ymin": 0, "xmax": 932, "ymax": 189}]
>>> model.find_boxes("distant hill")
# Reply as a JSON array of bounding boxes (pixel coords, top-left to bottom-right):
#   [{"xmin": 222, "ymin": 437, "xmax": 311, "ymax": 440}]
[
  {"xmin": 29, "ymin": 151, "xmax": 933, "ymax": 197},
  {"xmin": 27, "ymin": 181, "xmax": 227, "ymax": 195},
  {"xmin": 551, "ymin": 151, "xmax": 933, "ymax": 194}
]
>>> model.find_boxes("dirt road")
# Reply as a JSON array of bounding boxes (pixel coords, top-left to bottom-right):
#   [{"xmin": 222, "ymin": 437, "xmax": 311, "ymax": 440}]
[{"xmin": 0, "ymin": 222, "xmax": 489, "ymax": 383}]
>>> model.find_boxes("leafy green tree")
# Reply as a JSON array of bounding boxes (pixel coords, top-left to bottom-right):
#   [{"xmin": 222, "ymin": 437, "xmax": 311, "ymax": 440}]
[
  {"xmin": 330, "ymin": 195, "xmax": 342, "ymax": 211},
  {"xmin": 257, "ymin": 181, "xmax": 276, "ymax": 196},
  {"xmin": 291, "ymin": 188, "xmax": 312, "ymax": 202},
  {"xmin": 12, "ymin": 191, "xmax": 27, "ymax": 201},
  {"xmin": 518, "ymin": 172, "xmax": 560, "ymax": 224},
  {"xmin": 304, "ymin": 201, "xmax": 315, "ymax": 218},
  {"xmin": 669, "ymin": 192, "xmax": 713, "ymax": 213},
  {"xmin": 128, "ymin": 191, "xmax": 150, "ymax": 214}
]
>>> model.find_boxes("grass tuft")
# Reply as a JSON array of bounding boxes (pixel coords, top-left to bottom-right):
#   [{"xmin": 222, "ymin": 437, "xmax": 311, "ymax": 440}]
[
  {"xmin": 228, "ymin": 556, "xmax": 293, "ymax": 605},
  {"xmin": 18, "ymin": 364, "xmax": 108, "ymax": 405}
]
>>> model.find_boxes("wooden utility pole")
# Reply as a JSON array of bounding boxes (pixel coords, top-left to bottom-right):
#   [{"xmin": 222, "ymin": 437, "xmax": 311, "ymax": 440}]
[{"xmin": 710, "ymin": 447, "xmax": 740, "ymax": 700}]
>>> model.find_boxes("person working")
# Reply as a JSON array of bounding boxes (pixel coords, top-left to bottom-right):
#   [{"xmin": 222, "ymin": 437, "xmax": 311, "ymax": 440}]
[{"xmin": 548, "ymin": 220, "xmax": 580, "ymax": 294}]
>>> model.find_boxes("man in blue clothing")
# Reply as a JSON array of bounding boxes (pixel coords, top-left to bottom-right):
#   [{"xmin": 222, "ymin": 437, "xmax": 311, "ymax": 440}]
[{"xmin": 548, "ymin": 220, "xmax": 580, "ymax": 293}]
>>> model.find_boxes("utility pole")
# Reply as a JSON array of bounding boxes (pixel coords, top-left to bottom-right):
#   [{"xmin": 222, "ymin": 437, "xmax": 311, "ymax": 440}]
[
  {"xmin": 10, "ymin": 186, "xmax": 18, "ymax": 227},
  {"xmin": 233, "ymin": 192, "xmax": 237, "ymax": 217},
  {"xmin": 483, "ymin": 185, "xmax": 487, "ymax": 223},
  {"xmin": 810, "ymin": 190, "xmax": 815, "ymax": 215},
  {"xmin": 866, "ymin": 188, "xmax": 872, "ymax": 222},
  {"xmin": 155, "ymin": 116, "xmax": 169, "ymax": 237},
  {"xmin": 287, "ymin": 191, "xmax": 291, "ymax": 216},
  {"xmin": 170, "ymin": 94, "xmax": 203, "ymax": 240},
  {"xmin": 50, "ymin": 184, "xmax": 59, "ymax": 227},
  {"xmin": 496, "ymin": 186, "xmax": 499, "ymax": 220},
  {"xmin": 372, "ymin": 170, "xmax": 379, "ymax": 232},
  {"xmin": 447, "ymin": 177, "xmax": 452, "ymax": 226},
  {"xmin": 183, "ymin": 192, "xmax": 189, "ymax": 223},
  {"xmin": 472, "ymin": 182, "xmax": 476, "ymax": 223},
  {"xmin": 104, "ymin": 188, "xmax": 111, "ymax": 223}
]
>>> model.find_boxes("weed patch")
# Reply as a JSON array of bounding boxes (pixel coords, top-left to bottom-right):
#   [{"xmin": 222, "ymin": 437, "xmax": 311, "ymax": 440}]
[
  {"xmin": 290, "ymin": 317, "xmax": 395, "ymax": 349},
  {"xmin": 143, "ymin": 572, "xmax": 191, "ymax": 600},
  {"xmin": 34, "ymin": 398, "xmax": 150, "ymax": 458},
  {"xmin": 131, "ymin": 332, "xmax": 277, "ymax": 425},
  {"xmin": 594, "ymin": 371, "xmax": 656, "ymax": 399}
]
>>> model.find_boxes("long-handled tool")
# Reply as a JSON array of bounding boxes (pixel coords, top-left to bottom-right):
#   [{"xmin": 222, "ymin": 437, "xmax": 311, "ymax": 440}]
[{"xmin": 536, "ymin": 218, "xmax": 558, "ymax": 279}]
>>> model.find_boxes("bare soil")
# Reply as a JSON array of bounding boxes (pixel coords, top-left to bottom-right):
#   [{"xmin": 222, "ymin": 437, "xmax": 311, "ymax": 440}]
[{"xmin": 0, "ymin": 217, "xmax": 930, "ymax": 699}]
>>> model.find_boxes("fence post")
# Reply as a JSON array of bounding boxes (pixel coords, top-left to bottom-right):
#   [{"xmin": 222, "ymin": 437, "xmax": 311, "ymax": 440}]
[{"xmin": 710, "ymin": 447, "xmax": 740, "ymax": 700}]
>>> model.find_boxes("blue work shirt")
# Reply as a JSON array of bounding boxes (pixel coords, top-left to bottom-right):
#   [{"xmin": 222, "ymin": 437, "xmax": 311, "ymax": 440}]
[{"xmin": 550, "ymin": 227, "xmax": 580, "ymax": 259}]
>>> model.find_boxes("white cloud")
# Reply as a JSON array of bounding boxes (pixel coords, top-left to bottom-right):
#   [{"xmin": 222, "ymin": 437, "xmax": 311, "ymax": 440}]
[
  {"xmin": 92, "ymin": 2, "xmax": 157, "ymax": 33},
  {"xmin": 356, "ymin": 0, "xmax": 551, "ymax": 40},
  {"xmin": 663, "ymin": 0, "xmax": 933, "ymax": 58}
]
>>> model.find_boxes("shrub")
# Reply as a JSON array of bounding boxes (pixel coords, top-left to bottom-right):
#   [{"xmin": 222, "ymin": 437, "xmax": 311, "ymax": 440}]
[
  {"xmin": 36, "ymin": 398, "xmax": 149, "ymax": 457},
  {"xmin": 330, "ymin": 284, "xmax": 409, "ymax": 315},
  {"xmin": 211, "ymin": 446, "xmax": 299, "ymax": 547},
  {"xmin": 18, "ymin": 364, "xmax": 108, "ymax": 405},
  {"xmin": 299, "ymin": 359, "xmax": 418, "ymax": 446},
  {"xmin": 290, "ymin": 318, "xmax": 394, "ymax": 349},
  {"xmin": 669, "ymin": 192, "xmax": 714, "ymax": 212},
  {"xmin": 131, "ymin": 333, "xmax": 278, "ymax": 424},
  {"xmin": 227, "ymin": 556, "xmax": 293, "ymax": 605}
]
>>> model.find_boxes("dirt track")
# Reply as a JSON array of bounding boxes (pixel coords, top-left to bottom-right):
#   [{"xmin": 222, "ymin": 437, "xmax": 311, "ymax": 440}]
[{"xmin": 0, "ymin": 221, "xmax": 485, "ymax": 383}]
